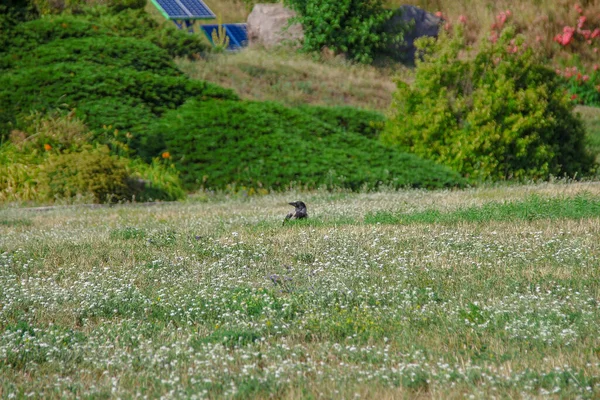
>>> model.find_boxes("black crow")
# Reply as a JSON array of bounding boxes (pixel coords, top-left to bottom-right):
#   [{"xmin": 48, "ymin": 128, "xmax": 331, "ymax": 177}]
[{"xmin": 283, "ymin": 201, "xmax": 308, "ymax": 225}]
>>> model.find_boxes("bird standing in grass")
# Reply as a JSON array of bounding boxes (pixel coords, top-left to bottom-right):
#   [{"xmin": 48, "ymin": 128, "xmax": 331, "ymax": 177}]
[{"xmin": 283, "ymin": 201, "xmax": 308, "ymax": 225}]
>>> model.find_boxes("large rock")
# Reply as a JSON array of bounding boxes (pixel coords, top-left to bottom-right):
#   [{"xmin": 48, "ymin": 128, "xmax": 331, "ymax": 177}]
[
  {"xmin": 383, "ymin": 5, "xmax": 442, "ymax": 62},
  {"xmin": 247, "ymin": 3, "xmax": 304, "ymax": 48}
]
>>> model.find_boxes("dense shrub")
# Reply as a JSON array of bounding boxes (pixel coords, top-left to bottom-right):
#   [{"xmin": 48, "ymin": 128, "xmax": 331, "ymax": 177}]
[
  {"xmin": 1, "ymin": 36, "xmax": 181, "ymax": 74},
  {"xmin": 0, "ymin": 144, "xmax": 42, "ymax": 203},
  {"xmin": 84, "ymin": 8, "xmax": 211, "ymax": 58},
  {"xmin": 127, "ymin": 159, "xmax": 187, "ymax": 202},
  {"xmin": 38, "ymin": 146, "xmax": 184, "ymax": 203},
  {"xmin": 284, "ymin": 0, "xmax": 404, "ymax": 63},
  {"xmin": 40, "ymin": 146, "xmax": 133, "ymax": 203},
  {"xmin": 1, "ymin": 112, "xmax": 186, "ymax": 203},
  {"xmin": 0, "ymin": 11, "xmax": 210, "ymax": 60},
  {"xmin": 145, "ymin": 99, "xmax": 465, "ymax": 191},
  {"xmin": 0, "ymin": 0, "xmax": 38, "ymax": 43},
  {"xmin": 297, "ymin": 105, "xmax": 385, "ymax": 138},
  {"xmin": 0, "ymin": 16, "xmax": 109, "ymax": 55},
  {"xmin": 383, "ymin": 26, "xmax": 596, "ymax": 181},
  {"xmin": 0, "ymin": 61, "xmax": 236, "ymax": 140}
]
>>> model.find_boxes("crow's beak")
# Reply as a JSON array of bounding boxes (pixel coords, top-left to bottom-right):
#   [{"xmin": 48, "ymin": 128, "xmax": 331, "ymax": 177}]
[{"xmin": 288, "ymin": 202, "xmax": 296, "ymax": 206}]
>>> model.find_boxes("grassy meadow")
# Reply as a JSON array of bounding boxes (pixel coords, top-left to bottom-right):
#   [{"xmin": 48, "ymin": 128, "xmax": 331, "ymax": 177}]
[{"xmin": 1, "ymin": 182, "xmax": 600, "ymax": 398}]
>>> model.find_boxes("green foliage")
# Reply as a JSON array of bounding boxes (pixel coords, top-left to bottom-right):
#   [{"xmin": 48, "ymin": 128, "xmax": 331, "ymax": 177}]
[
  {"xmin": 87, "ymin": 8, "xmax": 210, "ymax": 58},
  {"xmin": 0, "ymin": 15, "xmax": 115, "ymax": 55},
  {"xmin": 39, "ymin": 146, "xmax": 185, "ymax": 203},
  {"xmin": 40, "ymin": 146, "xmax": 133, "ymax": 203},
  {"xmin": 0, "ymin": 61, "xmax": 236, "ymax": 141},
  {"xmin": 144, "ymin": 99, "xmax": 465, "ymax": 191},
  {"xmin": 383, "ymin": 26, "xmax": 596, "ymax": 181},
  {"xmin": 0, "ymin": 113, "xmax": 186, "ymax": 204},
  {"xmin": 0, "ymin": 11, "xmax": 210, "ymax": 60},
  {"xmin": 127, "ymin": 158, "xmax": 187, "ymax": 202},
  {"xmin": 2, "ymin": 36, "xmax": 182, "ymax": 74},
  {"xmin": 284, "ymin": 0, "xmax": 403, "ymax": 63},
  {"xmin": 210, "ymin": 15, "xmax": 230, "ymax": 53},
  {"xmin": 0, "ymin": 0, "xmax": 39, "ymax": 42},
  {"xmin": 0, "ymin": 144, "xmax": 42, "ymax": 203},
  {"xmin": 297, "ymin": 105, "xmax": 385, "ymax": 138},
  {"xmin": 560, "ymin": 69, "xmax": 600, "ymax": 107}
]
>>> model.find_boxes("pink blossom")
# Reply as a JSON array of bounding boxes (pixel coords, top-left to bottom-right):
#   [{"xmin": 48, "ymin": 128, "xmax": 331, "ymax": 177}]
[
  {"xmin": 490, "ymin": 31, "xmax": 499, "ymax": 44},
  {"xmin": 583, "ymin": 75, "xmax": 590, "ymax": 82},
  {"xmin": 575, "ymin": 4, "xmax": 583, "ymax": 14},
  {"xmin": 580, "ymin": 29, "xmax": 592, "ymax": 40},
  {"xmin": 496, "ymin": 12, "xmax": 508, "ymax": 29},
  {"xmin": 435, "ymin": 11, "xmax": 444, "ymax": 18},
  {"xmin": 593, "ymin": 64, "xmax": 599, "ymax": 71},
  {"xmin": 554, "ymin": 26, "xmax": 577, "ymax": 47},
  {"xmin": 591, "ymin": 28, "xmax": 600, "ymax": 39},
  {"xmin": 577, "ymin": 16, "xmax": 587, "ymax": 29},
  {"xmin": 458, "ymin": 15, "xmax": 467, "ymax": 24}
]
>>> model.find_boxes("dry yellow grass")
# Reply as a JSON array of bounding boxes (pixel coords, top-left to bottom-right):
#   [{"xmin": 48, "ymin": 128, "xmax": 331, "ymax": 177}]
[{"xmin": 176, "ymin": 47, "xmax": 401, "ymax": 109}]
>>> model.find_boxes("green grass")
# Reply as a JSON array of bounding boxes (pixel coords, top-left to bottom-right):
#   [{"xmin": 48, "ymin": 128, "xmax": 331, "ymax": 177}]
[
  {"xmin": 578, "ymin": 106, "xmax": 600, "ymax": 164},
  {"xmin": 1, "ymin": 182, "xmax": 599, "ymax": 398},
  {"xmin": 365, "ymin": 193, "xmax": 600, "ymax": 225}
]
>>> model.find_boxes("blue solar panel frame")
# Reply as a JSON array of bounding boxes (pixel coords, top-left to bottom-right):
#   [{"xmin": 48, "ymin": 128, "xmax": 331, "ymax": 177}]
[
  {"xmin": 150, "ymin": 0, "xmax": 215, "ymax": 20},
  {"xmin": 201, "ymin": 23, "xmax": 248, "ymax": 50}
]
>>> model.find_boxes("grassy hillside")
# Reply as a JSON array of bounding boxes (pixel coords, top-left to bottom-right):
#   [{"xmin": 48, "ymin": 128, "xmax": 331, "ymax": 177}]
[
  {"xmin": 176, "ymin": 48, "xmax": 401, "ymax": 110},
  {"xmin": 185, "ymin": 0, "xmax": 600, "ymax": 111},
  {"xmin": 1, "ymin": 182, "xmax": 599, "ymax": 398}
]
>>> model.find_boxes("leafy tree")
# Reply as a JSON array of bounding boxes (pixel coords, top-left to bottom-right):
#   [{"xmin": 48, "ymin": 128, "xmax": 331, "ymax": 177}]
[
  {"xmin": 284, "ymin": 0, "xmax": 403, "ymax": 63},
  {"xmin": 383, "ymin": 25, "xmax": 596, "ymax": 181}
]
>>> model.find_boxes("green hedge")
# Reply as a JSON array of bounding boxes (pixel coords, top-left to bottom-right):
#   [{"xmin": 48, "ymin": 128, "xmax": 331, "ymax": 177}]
[
  {"xmin": 297, "ymin": 105, "xmax": 385, "ymax": 138},
  {"xmin": 1, "ymin": 36, "xmax": 182, "ymax": 74},
  {"xmin": 145, "ymin": 99, "xmax": 466, "ymax": 191},
  {"xmin": 0, "ymin": 11, "xmax": 209, "ymax": 59},
  {"xmin": 0, "ymin": 61, "xmax": 237, "ymax": 140}
]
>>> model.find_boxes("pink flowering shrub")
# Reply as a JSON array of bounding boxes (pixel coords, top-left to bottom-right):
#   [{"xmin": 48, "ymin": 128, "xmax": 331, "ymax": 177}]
[
  {"xmin": 383, "ymin": 14, "xmax": 596, "ymax": 181},
  {"xmin": 552, "ymin": 4, "xmax": 600, "ymax": 106}
]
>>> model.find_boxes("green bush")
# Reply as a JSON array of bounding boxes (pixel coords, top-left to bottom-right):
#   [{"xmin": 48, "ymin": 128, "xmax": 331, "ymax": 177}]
[
  {"xmin": 0, "ymin": 144, "xmax": 42, "ymax": 203},
  {"xmin": 84, "ymin": 8, "xmax": 211, "ymax": 58},
  {"xmin": 1, "ymin": 11, "xmax": 210, "ymax": 60},
  {"xmin": 38, "ymin": 146, "xmax": 186, "ymax": 203},
  {"xmin": 382, "ymin": 26, "xmax": 596, "ymax": 181},
  {"xmin": 127, "ymin": 158, "xmax": 187, "ymax": 202},
  {"xmin": 145, "ymin": 99, "xmax": 465, "ymax": 191},
  {"xmin": 0, "ymin": 61, "xmax": 236, "ymax": 141},
  {"xmin": 2, "ymin": 36, "xmax": 182, "ymax": 74},
  {"xmin": 298, "ymin": 105, "xmax": 385, "ymax": 138},
  {"xmin": 284, "ymin": 0, "xmax": 404, "ymax": 63},
  {"xmin": 0, "ymin": 0, "xmax": 38, "ymax": 44},
  {"xmin": 1, "ymin": 115, "xmax": 186, "ymax": 204},
  {"xmin": 1, "ymin": 16, "xmax": 109, "ymax": 56},
  {"xmin": 40, "ymin": 146, "xmax": 134, "ymax": 203}
]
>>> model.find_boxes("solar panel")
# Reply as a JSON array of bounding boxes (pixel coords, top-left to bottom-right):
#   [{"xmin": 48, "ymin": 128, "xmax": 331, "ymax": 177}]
[
  {"xmin": 201, "ymin": 23, "xmax": 248, "ymax": 50},
  {"xmin": 150, "ymin": 0, "xmax": 215, "ymax": 20}
]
